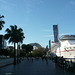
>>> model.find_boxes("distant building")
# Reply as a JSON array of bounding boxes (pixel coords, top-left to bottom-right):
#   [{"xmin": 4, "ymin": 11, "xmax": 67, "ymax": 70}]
[
  {"xmin": 51, "ymin": 35, "xmax": 75, "ymax": 58},
  {"xmin": 0, "ymin": 35, "xmax": 7, "ymax": 49},
  {"xmin": 30, "ymin": 43, "xmax": 42, "ymax": 50},
  {"xmin": 33, "ymin": 46, "xmax": 38, "ymax": 50}
]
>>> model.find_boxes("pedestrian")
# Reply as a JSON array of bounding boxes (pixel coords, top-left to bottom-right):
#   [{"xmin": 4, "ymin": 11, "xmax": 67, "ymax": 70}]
[
  {"xmin": 45, "ymin": 57, "xmax": 48, "ymax": 64},
  {"xmin": 32, "ymin": 57, "xmax": 33, "ymax": 62},
  {"xmin": 55, "ymin": 56, "xmax": 58, "ymax": 64},
  {"xmin": 27, "ymin": 57, "xmax": 29, "ymax": 60}
]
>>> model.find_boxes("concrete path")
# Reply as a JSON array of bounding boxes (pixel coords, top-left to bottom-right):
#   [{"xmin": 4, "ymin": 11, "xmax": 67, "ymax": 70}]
[
  {"xmin": 0, "ymin": 58, "xmax": 75, "ymax": 75},
  {"xmin": 0, "ymin": 58, "xmax": 14, "ymax": 67}
]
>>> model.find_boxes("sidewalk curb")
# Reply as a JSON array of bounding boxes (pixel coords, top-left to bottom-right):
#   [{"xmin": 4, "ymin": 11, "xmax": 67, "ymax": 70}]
[{"xmin": 0, "ymin": 63, "xmax": 14, "ymax": 68}]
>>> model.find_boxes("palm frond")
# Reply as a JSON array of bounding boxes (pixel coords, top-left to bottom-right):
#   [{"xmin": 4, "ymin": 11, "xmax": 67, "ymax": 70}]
[
  {"xmin": 18, "ymin": 28, "xmax": 23, "ymax": 32},
  {"xmin": 10, "ymin": 25, "xmax": 14, "ymax": 31},
  {"xmin": 14, "ymin": 25, "xmax": 17, "ymax": 30},
  {"xmin": 0, "ymin": 15, "xmax": 4, "ymax": 18},
  {"xmin": 4, "ymin": 34, "xmax": 10, "ymax": 40},
  {"xmin": 2, "ymin": 15, "xmax": 4, "ymax": 18},
  {"xmin": 5, "ymin": 25, "xmax": 25, "ymax": 44},
  {"xmin": 5, "ymin": 28, "xmax": 11, "ymax": 34}
]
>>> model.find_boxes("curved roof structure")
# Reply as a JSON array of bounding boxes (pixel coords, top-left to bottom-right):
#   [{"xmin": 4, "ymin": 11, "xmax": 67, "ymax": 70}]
[
  {"xmin": 29, "ymin": 43, "xmax": 42, "ymax": 48},
  {"xmin": 60, "ymin": 35, "xmax": 75, "ymax": 40}
]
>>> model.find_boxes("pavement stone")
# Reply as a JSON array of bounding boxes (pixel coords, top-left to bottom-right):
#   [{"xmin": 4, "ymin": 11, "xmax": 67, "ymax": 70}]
[{"xmin": 0, "ymin": 58, "xmax": 75, "ymax": 75}]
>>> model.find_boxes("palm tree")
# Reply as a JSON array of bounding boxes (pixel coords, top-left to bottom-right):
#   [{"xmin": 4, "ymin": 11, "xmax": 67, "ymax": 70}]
[
  {"xmin": 16, "ymin": 28, "xmax": 25, "ymax": 63},
  {"xmin": 0, "ymin": 15, "xmax": 5, "ymax": 30},
  {"xmin": 4, "ymin": 25, "xmax": 25, "ymax": 65},
  {"xmin": 16, "ymin": 28, "xmax": 25, "ymax": 44}
]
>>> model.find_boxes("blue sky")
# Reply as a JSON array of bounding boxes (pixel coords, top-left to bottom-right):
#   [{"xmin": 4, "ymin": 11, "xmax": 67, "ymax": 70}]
[{"xmin": 0, "ymin": 0, "xmax": 75, "ymax": 47}]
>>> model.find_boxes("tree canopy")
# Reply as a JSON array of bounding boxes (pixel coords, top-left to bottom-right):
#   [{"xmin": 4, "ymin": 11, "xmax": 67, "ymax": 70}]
[
  {"xmin": 4, "ymin": 25, "xmax": 25, "ymax": 65},
  {"xmin": 4, "ymin": 25, "xmax": 25, "ymax": 44},
  {"xmin": 0, "ymin": 15, "xmax": 5, "ymax": 30},
  {"xmin": 32, "ymin": 47, "xmax": 46, "ymax": 57},
  {"xmin": 21, "ymin": 44, "xmax": 33, "ymax": 53}
]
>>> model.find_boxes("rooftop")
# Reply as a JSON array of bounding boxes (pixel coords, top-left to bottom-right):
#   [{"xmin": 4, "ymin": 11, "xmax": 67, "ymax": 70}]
[{"xmin": 60, "ymin": 35, "xmax": 75, "ymax": 40}]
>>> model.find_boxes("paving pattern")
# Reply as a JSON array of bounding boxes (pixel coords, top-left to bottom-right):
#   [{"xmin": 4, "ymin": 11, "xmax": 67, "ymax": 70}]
[{"xmin": 0, "ymin": 58, "xmax": 75, "ymax": 75}]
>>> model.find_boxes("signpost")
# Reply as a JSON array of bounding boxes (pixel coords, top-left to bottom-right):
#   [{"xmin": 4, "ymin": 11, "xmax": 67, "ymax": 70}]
[{"xmin": 49, "ymin": 40, "xmax": 51, "ymax": 50}]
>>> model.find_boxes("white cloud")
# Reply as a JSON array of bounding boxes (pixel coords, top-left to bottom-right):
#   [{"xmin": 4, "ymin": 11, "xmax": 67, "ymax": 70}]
[
  {"xmin": 44, "ymin": 35, "xmax": 54, "ymax": 37},
  {"xmin": 42, "ymin": 29, "xmax": 52, "ymax": 32},
  {"xmin": 24, "ymin": 0, "xmax": 44, "ymax": 14},
  {"xmin": 0, "ymin": 0, "xmax": 8, "ymax": 11},
  {"xmin": 59, "ymin": 33, "xmax": 71, "ymax": 35},
  {"xmin": 0, "ymin": 0, "xmax": 7, "ymax": 3},
  {"xmin": 61, "ymin": 0, "xmax": 75, "ymax": 13},
  {"xmin": 0, "ymin": 0, "xmax": 17, "ymax": 12},
  {"xmin": 69, "ymin": 1, "xmax": 75, "ymax": 6},
  {"xmin": 44, "ymin": 33, "xmax": 70, "ymax": 38}
]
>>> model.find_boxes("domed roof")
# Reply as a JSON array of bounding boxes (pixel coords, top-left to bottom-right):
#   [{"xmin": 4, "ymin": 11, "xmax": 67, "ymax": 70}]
[{"xmin": 29, "ymin": 43, "xmax": 42, "ymax": 47}]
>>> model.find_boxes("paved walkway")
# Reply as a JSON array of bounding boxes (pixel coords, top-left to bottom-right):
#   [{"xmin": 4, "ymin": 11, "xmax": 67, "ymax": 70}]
[
  {"xmin": 0, "ymin": 58, "xmax": 13, "ymax": 67},
  {"xmin": 0, "ymin": 58, "xmax": 75, "ymax": 75}
]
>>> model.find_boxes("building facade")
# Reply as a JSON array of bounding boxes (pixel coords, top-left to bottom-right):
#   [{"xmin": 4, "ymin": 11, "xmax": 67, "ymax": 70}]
[
  {"xmin": 0, "ymin": 35, "xmax": 7, "ymax": 49},
  {"xmin": 51, "ymin": 35, "xmax": 75, "ymax": 58}
]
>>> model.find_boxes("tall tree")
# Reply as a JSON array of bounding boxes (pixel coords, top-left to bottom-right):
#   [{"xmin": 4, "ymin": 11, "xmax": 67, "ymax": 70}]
[
  {"xmin": 0, "ymin": 15, "xmax": 5, "ymax": 30},
  {"xmin": 15, "ymin": 27, "xmax": 25, "ymax": 63},
  {"xmin": 4, "ymin": 25, "xmax": 25, "ymax": 65},
  {"xmin": 16, "ymin": 28, "xmax": 25, "ymax": 49},
  {"xmin": 21, "ymin": 44, "xmax": 33, "ymax": 53}
]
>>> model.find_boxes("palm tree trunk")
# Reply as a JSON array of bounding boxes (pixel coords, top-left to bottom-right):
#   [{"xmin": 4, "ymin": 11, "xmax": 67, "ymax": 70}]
[
  {"xmin": 19, "ymin": 43, "xmax": 21, "ymax": 62},
  {"xmin": 17, "ymin": 42, "xmax": 19, "ymax": 63},
  {"xmin": 14, "ymin": 43, "xmax": 16, "ymax": 65}
]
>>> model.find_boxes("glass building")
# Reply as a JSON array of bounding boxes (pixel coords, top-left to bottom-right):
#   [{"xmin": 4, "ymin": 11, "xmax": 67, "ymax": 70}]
[{"xmin": 0, "ymin": 35, "xmax": 7, "ymax": 49}]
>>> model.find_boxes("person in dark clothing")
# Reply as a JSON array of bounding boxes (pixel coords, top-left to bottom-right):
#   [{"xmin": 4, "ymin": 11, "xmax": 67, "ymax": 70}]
[{"xmin": 55, "ymin": 56, "xmax": 58, "ymax": 63}]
